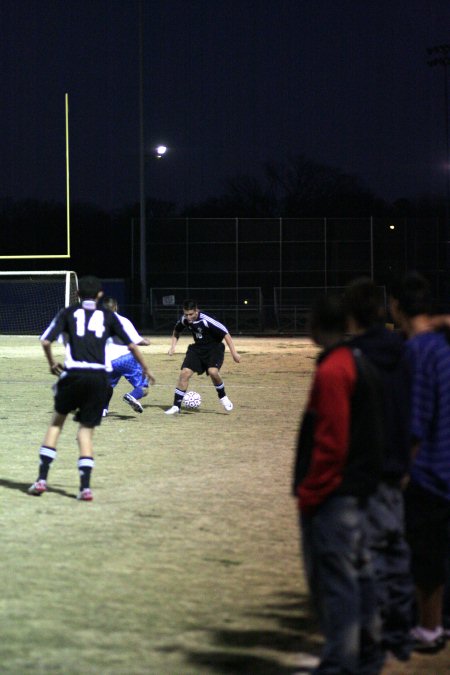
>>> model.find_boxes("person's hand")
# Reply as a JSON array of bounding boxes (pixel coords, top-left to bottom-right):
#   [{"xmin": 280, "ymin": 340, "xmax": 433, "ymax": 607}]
[
  {"xmin": 400, "ymin": 474, "xmax": 410, "ymax": 491},
  {"xmin": 232, "ymin": 353, "xmax": 241, "ymax": 363},
  {"xmin": 145, "ymin": 369, "xmax": 156, "ymax": 385},
  {"xmin": 50, "ymin": 362, "xmax": 64, "ymax": 376},
  {"xmin": 168, "ymin": 347, "xmax": 175, "ymax": 356}
]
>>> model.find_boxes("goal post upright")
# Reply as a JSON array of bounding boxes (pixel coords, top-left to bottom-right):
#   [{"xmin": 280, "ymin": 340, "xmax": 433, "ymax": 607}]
[{"xmin": 64, "ymin": 270, "xmax": 74, "ymax": 306}]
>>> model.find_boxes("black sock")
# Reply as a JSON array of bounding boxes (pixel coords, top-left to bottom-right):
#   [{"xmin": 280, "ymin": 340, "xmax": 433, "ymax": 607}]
[
  {"xmin": 215, "ymin": 383, "xmax": 226, "ymax": 399},
  {"xmin": 78, "ymin": 457, "xmax": 94, "ymax": 490},
  {"xmin": 173, "ymin": 388, "xmax": 186, "ymax": 408},
  {"xmin": 38, "ymin": 446, "xmax": 57, "ymax": 480},
  {"xmin": 105, "ymin": 385, "xmax": 114, "ymax": 408}
]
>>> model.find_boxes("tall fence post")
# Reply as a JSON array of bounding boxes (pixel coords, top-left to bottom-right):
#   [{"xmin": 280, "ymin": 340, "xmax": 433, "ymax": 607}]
[
  {"xmin": 279, "ymin": 217, "xmax": 283, "ymax": 307},
  {"xmin": 235, "ymin": 217, "xmax": 239, "ymax": 330},
  {"xmin": 186, "ymin": 217, "xmax": 189, "ymax": 293},
  {"xmin": 370, "ymin": 215, "xmax": 374, "ymax": 280}
]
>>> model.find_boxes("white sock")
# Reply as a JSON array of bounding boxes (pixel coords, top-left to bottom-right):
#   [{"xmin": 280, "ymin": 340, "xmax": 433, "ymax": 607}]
[{"xmin": 412, "ymin": 625, "xmax": 443, "ymax": 641}]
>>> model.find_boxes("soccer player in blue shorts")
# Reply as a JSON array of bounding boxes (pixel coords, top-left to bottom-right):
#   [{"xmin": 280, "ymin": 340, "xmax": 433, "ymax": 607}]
[
  {"xmin": 102, "ymin": 297, "xmax": 155, "ymax": 415},
  {"xmin": 165, "ymin": 299, "xmax": 240, "ymax": 415}
]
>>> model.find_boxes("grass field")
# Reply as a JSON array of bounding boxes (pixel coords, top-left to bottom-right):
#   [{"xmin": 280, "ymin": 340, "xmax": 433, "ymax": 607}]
[{"xmin": 1, "ymin": 335, "xmax": 449, "ymax": 674}]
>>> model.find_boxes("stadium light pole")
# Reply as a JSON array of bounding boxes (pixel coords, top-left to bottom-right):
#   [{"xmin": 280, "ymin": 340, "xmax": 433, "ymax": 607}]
[
  {"xmin": 138, "ymin": 0, "xmax": 146, "ymax": 308},
  {"xmin": 138, "ymin": 3, "xmax": 168, "ymax": 312}
]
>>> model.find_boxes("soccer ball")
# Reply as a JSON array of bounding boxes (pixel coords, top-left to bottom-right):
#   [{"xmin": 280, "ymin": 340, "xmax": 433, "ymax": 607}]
[{"xmin": 182, "ymin": 391, "xmax": 202, "ymax": 409}]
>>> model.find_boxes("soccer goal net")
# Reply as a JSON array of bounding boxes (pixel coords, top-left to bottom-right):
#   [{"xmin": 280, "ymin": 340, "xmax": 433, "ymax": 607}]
[{"xmin": 0, "ymin": 271, "xmax": 78, "ymax": 334}]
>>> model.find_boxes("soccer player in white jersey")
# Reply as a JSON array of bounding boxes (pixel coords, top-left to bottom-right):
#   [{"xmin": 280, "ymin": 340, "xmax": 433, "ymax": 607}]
[
  {"xmin": 28, "ymin": 276, "xmax": 153, "ymax": 501},
  {"xmin": 165, "ymin": 299, "xmax": 240, "ymax": 415},
  {"xmin": 102, "ymin": 297, "xmax": 155, "ymax": 415}
]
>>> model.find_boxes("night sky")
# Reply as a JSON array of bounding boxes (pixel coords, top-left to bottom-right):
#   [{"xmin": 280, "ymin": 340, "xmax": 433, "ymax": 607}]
[{"xmin": 2, "ymin": 0, "xmax": 450, "ymax": 212}]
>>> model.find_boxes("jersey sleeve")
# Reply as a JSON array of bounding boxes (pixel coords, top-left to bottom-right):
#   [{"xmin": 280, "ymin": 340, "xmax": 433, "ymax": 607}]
[
  {"xmin": 40, "ymin": 308, "xmax": 68, "ymax": 342},
  {"xmin": 174, "ymin": 318, "xmax": 185, "ymax": 335},
  {"xmin": 109, "ymin": 312, "xmax": 136, "ymax": 344},
  {"xmin": 117, "ymin": 315, "xmax": 142, "ymax": 344},
  {"xmin": 202, "ymin": 313, "xmax": 228, "ymax": 339}
]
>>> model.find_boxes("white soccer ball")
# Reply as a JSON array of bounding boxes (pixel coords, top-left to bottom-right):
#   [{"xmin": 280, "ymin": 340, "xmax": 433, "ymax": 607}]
[{"xmin": 182, "ymin": 391, "xmax": 202, "ymax": 409}]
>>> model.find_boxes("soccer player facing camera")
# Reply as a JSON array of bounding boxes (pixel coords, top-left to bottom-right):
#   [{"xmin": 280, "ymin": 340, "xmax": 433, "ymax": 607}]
[{"xmin": 165, "ymin": 299, "xmax": 240, "ymax": 415}]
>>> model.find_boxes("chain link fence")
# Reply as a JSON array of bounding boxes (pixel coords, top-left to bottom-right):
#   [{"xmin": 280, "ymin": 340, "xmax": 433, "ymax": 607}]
[{"xmin": 125, "ymin": 216, "xmax": 445, "ymax": 333}]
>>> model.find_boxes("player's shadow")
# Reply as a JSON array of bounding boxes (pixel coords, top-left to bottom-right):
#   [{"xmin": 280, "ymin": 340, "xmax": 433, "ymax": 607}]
[
  {"xmin": 103, "ymin": 412, "xmax": 137, "ymax": 420},
  {"xmin": 145, "ymin": 403, "xmax": 206, "ymax": 414},
  {"xmin": 144, "ymin": 403, "xmax": 174, "ymax": 412},
  {"xmin": 176, "ymin": 591, "xmax": 321, "ymax": 674},
  {"xmin": 0, "ymin": 478, "xmax": 77, "ymax": 499}
]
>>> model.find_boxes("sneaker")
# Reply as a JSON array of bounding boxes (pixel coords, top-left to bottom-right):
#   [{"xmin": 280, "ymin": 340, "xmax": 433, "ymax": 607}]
[
  {"xmin": 28, "ymin": 479, "xmax": 47, "ymax": 495},
  {"xmin": 77, "ymin": 488, "xmax": 93, "ymax": 501},
  {"xmin": 123, "ymin": 393, "xmax": 143, "ymax": 413},
  {"xmin": 385, "ymin": 647, "xmax": 411, "ymax": 663},
  {"xmin": 165, "ymin": 405, "xmax": 180, "ymax": 415},
  {"xmin": 220, "ymin": 395, "xmax": 233, "ymax": 411},
  {"xmin": 410, "ymin": 626, "xmax": 446, "ymax": 654}
]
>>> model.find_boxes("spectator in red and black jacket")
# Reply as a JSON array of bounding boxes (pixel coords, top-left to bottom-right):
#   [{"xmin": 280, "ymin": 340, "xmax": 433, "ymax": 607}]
[{"xmin": 293, "ymin": 294, "xmax": 385, "ymax": 675}]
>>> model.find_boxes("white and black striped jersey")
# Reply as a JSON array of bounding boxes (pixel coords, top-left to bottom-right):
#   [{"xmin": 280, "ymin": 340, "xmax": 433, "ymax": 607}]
[
  {"xmin": 41, "ymin": 300, "xmax": 134, "ymax": 371},
  {"xmin": 174, "ymin": 311, "xmax": 228, "ymax": 345}
]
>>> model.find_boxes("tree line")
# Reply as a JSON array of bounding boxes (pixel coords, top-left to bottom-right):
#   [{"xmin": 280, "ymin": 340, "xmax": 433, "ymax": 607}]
[{"xmin": 0, "ymin": 154, "xmax": 447, "ymax": 281}]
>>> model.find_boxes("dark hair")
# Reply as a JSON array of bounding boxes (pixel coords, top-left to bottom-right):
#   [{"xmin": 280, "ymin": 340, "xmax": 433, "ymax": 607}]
[
  {"xmin": 344, "ymin": 277, "xmax": 384, "ymax": 328},
  {"xmin": 182, "ymin": 299, "xmax": 198, "ymax": 310},
  {"xmin": 78, "ymin": 275, "xmax": 102, "ymax": 300},
  {"xmin": 102, "ymin": 296, "xmax": 118, "ymax": 311},
  {"xmin": 394, "ymin": 272, "xmax": 433, "ymax": 317},
  {"xmin": 309, "ymin": 294, "xmax": 347, "ymax": 337}
]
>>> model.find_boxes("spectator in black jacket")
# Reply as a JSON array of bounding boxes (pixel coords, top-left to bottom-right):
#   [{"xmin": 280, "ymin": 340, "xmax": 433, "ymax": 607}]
[{"xmin": 344, "ymin": 277, "xmax": 414, "ymax": 661}]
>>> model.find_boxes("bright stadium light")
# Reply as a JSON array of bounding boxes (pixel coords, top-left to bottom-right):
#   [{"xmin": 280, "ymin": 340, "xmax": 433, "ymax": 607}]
[{"xmin": 155, "ymin": 145, "xmax": 167, "ymax": 158}]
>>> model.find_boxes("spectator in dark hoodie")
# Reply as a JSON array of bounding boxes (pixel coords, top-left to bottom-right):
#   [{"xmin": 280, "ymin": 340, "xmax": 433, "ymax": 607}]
[{"xmin": 344, "ymin": 277, "xmax": 415, "ymax": 662}]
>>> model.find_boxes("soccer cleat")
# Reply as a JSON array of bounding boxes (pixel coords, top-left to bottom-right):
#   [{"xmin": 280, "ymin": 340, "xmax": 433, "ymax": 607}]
[
  {"xmin": 102, "ymin": 408, "xmax": 108, "ymax": 417},
  {"xmin": 123, "ymin": 393, "xmax": 143, "ymax": 413},
  {"xmin": 164, "ymin": 405, "xmax": 180, "ymax": 415},
  {"xmin": 28, "ymin": 479, "xmax": 47, "ymax": 495},
  {"xmin": 77, "ymin": 488, "xmax": 93, "ymax": 501},
  {"xmin": 220, "ymin": 396, "xmax": 233, "ymax": 411},
  {"xmin": 410, "ymin": 626, "xmax": 446, "ymax": 654}
]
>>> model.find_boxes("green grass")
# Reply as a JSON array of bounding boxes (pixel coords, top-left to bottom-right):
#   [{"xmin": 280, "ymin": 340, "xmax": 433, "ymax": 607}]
[{"xmin": 0, "ymin": 336, "xmax": 321, "ymax": 674}]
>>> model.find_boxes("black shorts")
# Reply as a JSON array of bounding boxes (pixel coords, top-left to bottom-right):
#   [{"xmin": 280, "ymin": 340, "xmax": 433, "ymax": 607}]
[
  {"xmin": 181, "ymin": 342, "xmax": 225, "ymax": 375},
  {"xmin": 404, "ymin": 481, "xmax": 450, "ymax": 588},
  {"xmin": 54, "ymin": 369, "xmax": 109, "ymax": 428}
]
